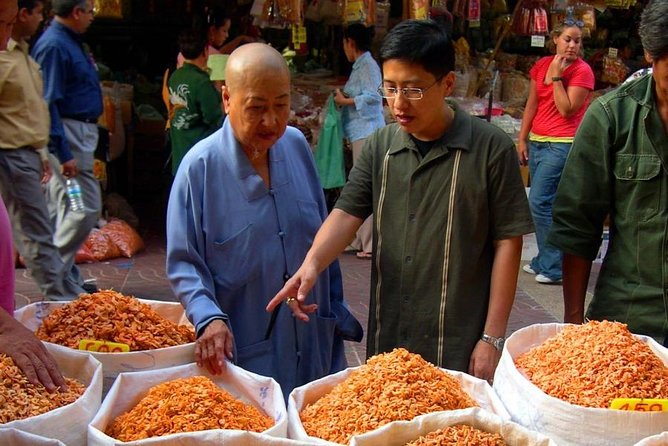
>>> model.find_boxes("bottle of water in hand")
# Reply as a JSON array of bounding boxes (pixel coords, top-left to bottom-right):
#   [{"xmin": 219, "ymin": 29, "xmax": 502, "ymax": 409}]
[{"xmin": 65, "ymin": 177, "xmax": 84, "ymax": 213}]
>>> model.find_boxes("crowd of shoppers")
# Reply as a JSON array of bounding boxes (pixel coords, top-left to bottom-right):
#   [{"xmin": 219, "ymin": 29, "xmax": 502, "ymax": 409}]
[{"xmin": 1, "ymin": 0, "xmax": 666, "ymax": 397}]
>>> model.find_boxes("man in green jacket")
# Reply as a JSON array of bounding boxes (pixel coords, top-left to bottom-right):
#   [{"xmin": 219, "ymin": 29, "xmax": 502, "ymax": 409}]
[
  {"xmin": 168, "ymin": 29, "xmax": 223, "ymax": 175},
  {"xmin": 549, "ymin": 0, "xmax": 668, "ymax": 346}
]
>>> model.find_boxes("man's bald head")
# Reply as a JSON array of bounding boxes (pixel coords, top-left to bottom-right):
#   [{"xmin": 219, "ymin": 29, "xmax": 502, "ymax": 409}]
[
  {"xmin": 225, "ymin": 43, "xmax": 290, "ymax": 92},
  {"xmin": 0, "ymin": 0, "xmax": 18, "ymax": 50}
]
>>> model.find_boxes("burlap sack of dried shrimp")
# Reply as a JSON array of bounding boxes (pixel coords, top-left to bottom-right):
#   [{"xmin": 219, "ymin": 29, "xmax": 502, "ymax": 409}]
[
  {"xmin": 88, "ymin": 361, "xmax": 288, "ymax": 445},
  {"xmin": 0, "ymin": 428, "xmax": 66, "ymax": 445},
  {"xmin": 14, "ymin": 295, "xmax": 195, "ymax": 395},
  {"xmin": 493, "ymin": 322, "xmax": 668, "ymax": 446},
  {"xmin": 349, "ymin": 407, "xmax": 557, "ymax": 446},
  {"xmin": 1, "ymin": 342, "xmax": 103, "ymax": 446},
  {"xmin": 288, "ymin": 349, "xmax": 509, "ymax": 445},
  {"xmin": 634, "ymin": 432, "xmax": 668, "ymax": 446}
]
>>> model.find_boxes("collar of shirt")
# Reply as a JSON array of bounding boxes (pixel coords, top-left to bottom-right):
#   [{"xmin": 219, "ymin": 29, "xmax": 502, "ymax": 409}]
[
  {"xmin": 388, "ymin": 99, "xmax": 472, "ymax": 156},
  {"xmin": 351, "ymin": 51, "xmax": 372, "ymax": 71},
  {"xmin": 51, "ymin": 20, "xmax": 84, "ymax": 44}
]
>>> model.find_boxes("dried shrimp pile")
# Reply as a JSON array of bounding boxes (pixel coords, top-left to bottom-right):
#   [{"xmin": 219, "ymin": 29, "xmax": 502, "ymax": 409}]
[
  {"xmin": 300, "ymin": 348, "xmax": 477, "ymax": 444},
  {"xmin": 405, "ymin": 425, "xmax": 507, "ymax": 445},
  {"xmin": 106, "ymin": 376, "xmax": 273, "ymax": 441},
  {"xmin": 36, "ymin": 290, "xmax": 195, "ymax": 350},
  {"xmin": 0, "ymin": 354, "xmax": 85, "ymax": 423},
  {"xmin": 515, "ymin": 320, "xmax": 668, "ymax": 408}
]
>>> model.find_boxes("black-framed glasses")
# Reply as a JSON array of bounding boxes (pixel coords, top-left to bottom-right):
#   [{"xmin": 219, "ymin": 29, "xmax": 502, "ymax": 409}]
[
  {"xmin": 563, "ymin": 17, "xmax": 584, "ymax": 28},
  {"xmin": 377, "ymin": 76, "xmax": 443, "ymax": 100}
]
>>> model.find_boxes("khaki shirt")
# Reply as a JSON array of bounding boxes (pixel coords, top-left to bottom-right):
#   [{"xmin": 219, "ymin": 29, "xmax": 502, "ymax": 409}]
[
  {"xmin": 550, "ymin": 74, "xmax": 668, "ymax": 342},
  {"xmin": 0, "ymin": 39, "xmax": 50, "ymax": 150},
  {"xmin": 336, "ymin": 101, "xmax": 533, "ymax": 370}
]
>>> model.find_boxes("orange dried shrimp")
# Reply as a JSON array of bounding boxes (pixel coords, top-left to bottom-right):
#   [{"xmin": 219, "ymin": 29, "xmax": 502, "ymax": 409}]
[
  {"xmin": 36, "ymin": 290, "xmax": 195, "ymax": 351},
  {"xmin": 515, "ymin": 320, "xmax": 668, "ymax": 408},
  {"xmin": 105, "ymin": 376, "xmax": 273, "ymax": 441},
  {"xmin": 300, "ymin": 348, "xmax": 477, "ymax": 444},
  {"xmin": 406, "ymin": 425, "xmax": 507, "ymax": 445},
  {"xmin": 0, "ymin": 354, "xmax": 85, "ymax": 423}
]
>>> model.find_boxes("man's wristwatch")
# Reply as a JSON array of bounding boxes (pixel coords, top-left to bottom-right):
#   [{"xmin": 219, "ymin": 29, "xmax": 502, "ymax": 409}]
[
  {"xmin": 552, "ymin": 76, "xmax": 563, "ymax": 82},
  {"xmin": 481, "ymin": 333, "xmax": 505, "ymax": 351}
]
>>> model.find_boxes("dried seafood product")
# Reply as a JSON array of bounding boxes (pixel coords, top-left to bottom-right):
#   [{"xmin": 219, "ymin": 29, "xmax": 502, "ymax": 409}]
[
  {"xmin": 106, "ymin": 376, "xmax": 273, "ymax": 441},
  {"xmin": 36, "ymin": 290, "xmax": 195, "ymax": 351},
  {"xmin": 515, "ymin": 320, "xmax": 668, "ymax": 408},
  {"xmin": 301, "ymin": 348, "xmax": 477, "ymax": 444},
  {"xmin": 0, "ymin": 354, "xmax": 85, "ymax": 423},
  {"xmin": 406, "ymin": 425, "xmax": 507, "ymax": 445}
]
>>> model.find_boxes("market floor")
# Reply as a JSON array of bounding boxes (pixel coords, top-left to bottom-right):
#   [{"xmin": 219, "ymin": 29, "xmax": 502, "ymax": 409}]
[{"xmin": 12, "ymin": 225, "xmax": 600, "ymax": 367}]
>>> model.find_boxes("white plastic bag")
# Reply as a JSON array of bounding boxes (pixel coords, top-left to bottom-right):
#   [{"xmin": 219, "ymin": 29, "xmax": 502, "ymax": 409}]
[
  {"xmin": 1, "ymin": 343, "xmax": 103, "ymax": 446},
  {"xmin": 493, "ymin": 323, "xmax": 668, "ymax": 446},
  {"xmin": 634, "ymin": 432, "xmax": 668, "ymax": 446},
  {"xmin": 14, "ymin": 299, "xmax": 195, "ymax": 394},
  {"xmin": 0, "ymin": 428, "xmax": 66, "ymax": 445},
  {"xmin": 88, "ymin": 361, "xmax": 288, "ymax": 445},
  {"xmin": 287, "ymin": 366, "xmax": 509, "ymax": 445},
  {"xmin": 350, "ymin": 407, "xmax": 558, "ymax": 446}
]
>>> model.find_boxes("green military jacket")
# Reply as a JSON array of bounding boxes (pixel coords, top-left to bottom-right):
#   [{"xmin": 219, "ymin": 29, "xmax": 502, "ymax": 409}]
[
  {"xmin": 168, "ymin": 63, "xmax": 223, "ymax": 175},
  {"xmin": 336, "ymin": 100, "xmax": 534, "ymax": 371},
  {"xmin": 550, "ymin": 74, "xmax": 668, "ymax": 342}
]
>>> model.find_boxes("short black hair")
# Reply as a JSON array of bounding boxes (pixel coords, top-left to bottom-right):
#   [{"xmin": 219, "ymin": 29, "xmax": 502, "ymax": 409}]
[
  {"xmin": 18, "ymin": 0, "xmax": 42, "ymax": 10},
  {"xmin": 380, "ymin": 19, "xmax": 454, "ymax": 79},
  {"xmin": 178, "ymin": 29, "xmax": 208, "ymax": 60},
  {"xmin": 51, "ymin": 0, "xmax": 87, "ymax": 17},
  {"xmin": 343, "ymin": 23, "xmax": 373, "ymax": 53},
  {"xmin": 639, "ymin": 0, "xmax": 668, "ymax": 61}
]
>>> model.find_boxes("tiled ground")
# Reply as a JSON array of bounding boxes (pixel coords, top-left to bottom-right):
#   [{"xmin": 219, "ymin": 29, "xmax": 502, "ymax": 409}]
[{"xmin": 13, "ymin": 221, "xmax": 599, "ymax": 367}]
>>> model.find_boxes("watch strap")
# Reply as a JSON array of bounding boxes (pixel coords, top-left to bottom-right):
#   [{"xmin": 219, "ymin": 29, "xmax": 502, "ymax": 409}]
[{"xmin": 481, "ymin": 333, "xmax": 505, "ymax": 351}]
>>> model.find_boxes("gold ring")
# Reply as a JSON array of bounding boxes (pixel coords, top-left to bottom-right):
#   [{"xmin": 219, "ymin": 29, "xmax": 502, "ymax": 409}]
[{"xmin": 286, "ymin": 297, "xmax": 297, "ymax": 304}]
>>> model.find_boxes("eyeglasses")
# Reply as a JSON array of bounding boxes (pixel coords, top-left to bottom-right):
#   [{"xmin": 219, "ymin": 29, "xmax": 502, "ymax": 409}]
[
  {"xmin": 377, "ymin": 77, "xmax": 443, "ymax": 100},
  {"xmin": 563, "ymin": 17, "xmax": 584, "ymax": 28}
]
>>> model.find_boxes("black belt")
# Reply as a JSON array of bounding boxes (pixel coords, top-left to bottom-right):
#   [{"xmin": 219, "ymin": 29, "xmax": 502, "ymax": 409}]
[{"xmin": 63, "ymin": 116, "xmax": 98, "ymax": 124}]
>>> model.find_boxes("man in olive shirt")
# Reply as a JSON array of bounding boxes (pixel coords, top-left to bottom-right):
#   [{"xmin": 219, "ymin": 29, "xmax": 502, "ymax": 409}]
[
  {"xmin": 0, "ymin": 0, "xmax": 86, "ymax": 301},
  {"xmin": 269, "ymin": 20, "xmax": 533, "ymax": 381},
  {"xmin": 549, "ymin": 0, "xmax": 668, "ymax": 346}
]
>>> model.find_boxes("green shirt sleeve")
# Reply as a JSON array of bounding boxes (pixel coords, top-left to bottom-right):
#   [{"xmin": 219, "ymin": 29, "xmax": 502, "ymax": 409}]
[{"xmin": 549, "ymin": 99, "xmax": 612, "ymax": 260}]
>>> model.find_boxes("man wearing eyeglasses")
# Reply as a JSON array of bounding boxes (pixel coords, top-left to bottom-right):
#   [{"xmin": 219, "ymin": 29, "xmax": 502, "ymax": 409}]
[
  {"xmin": 270, "ymin": 20, "xmax": 533, "ymax": 381},
  {"xmin": 31, "ymin": 0, "xmax": 102, "ymax": 297}
]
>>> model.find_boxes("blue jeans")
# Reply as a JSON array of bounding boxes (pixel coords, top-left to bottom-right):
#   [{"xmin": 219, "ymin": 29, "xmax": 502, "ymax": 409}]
[{"xmin": 528, "ymin": 141, "xmax": 570, "ymax": 280}]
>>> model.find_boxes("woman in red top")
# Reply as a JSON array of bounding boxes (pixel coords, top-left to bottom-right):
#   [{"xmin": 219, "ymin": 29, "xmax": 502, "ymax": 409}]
[{"xmin": 518, "ymin": 19, "xmax": 595, "ymax": 284}]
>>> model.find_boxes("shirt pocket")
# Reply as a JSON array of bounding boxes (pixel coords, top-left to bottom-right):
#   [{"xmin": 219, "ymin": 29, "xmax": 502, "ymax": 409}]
[
  {"xmin": 297, "ymin": 200, "xmax": 322, "ymax": 245},
  {"xmin": 614, "ymin": 154, "xmax": 662, "ymax": 221},
  {"xmin": 208, "ymin": 224, "xmax": 260, "ymax": 291}
]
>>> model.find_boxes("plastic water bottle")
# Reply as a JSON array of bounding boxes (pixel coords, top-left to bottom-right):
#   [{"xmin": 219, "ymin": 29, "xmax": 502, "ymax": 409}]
[{"xmin": 65, "ymin": 178, "xmax": 84, "ymax": 212}]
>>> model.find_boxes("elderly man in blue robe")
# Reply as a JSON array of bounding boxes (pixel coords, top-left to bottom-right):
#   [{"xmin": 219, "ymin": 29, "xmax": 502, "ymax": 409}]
[{"xmin": 166, "ymin": 43, "xmax": 362, "ymax": 397}]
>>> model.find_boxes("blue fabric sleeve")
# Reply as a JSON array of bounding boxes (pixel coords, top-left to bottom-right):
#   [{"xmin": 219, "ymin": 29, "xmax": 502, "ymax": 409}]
[
  {"xmin": 353, "ymin": 90, "xmax": 383, "ymax": 120},
  {"xmin": 166, "ymin": 166, "xmax": 228, "ymax": 335}
]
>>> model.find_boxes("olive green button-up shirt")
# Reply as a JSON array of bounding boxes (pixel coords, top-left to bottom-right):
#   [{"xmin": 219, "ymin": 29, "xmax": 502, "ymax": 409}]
[
  {"xmin": 336, "ymin": 101, "xmax": 534, "ymax": 370},
  {"xmin": 550, "ymin": 74, "xmax": 668, "ymax": 342}
]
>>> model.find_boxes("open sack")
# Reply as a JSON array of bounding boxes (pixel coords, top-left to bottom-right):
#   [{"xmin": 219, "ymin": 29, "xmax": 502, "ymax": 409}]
[
  {"xmin": 1, "ymin": 343, "xmax": 102, "ymax": 446},
  {"xmin": 14, "ymin": 299, "xmax": 195, "ymax": 395},
  {"xmin": 88, "ymin": 361, "xmax": 287, "ymax": 445},
  {"xmin": 493, "ymin": 323, "xmax": 668, "ymax": 446},
  {"xmin": 287, "ymin": 365, "xmax": 510, "ymax": 445}
]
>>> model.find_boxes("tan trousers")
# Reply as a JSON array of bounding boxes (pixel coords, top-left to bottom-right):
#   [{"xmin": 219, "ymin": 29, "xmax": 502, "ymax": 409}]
[{"xmin": 350, "ymin": 139, "xmax": 373, "ymax": 254}]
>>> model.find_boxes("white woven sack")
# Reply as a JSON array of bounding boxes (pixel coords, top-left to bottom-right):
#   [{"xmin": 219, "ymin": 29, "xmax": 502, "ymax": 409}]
[
  {"xmin": 1, "ymin": 343, "xmax": 103, "ymax": 446},
  {"xmin": 634, "ymin": 432, "xmax": 668, "ymax": 446},
  {"xmin": 88, "ymin": 361, "xmax": 288, "ymax": 445},
  {"xmin": 14, "ymin": 299, "xmax": 195, "ymax": 394},
  {"xmin": 287, "ymin": 365, "xmax": 510, "ymax": 445},
  {"xmin": 0, "ymin": 428, "xmax": 66, "ymax": 445},
  {"xmin": 349, "ymin": 407, "xmax": 558, "ymax": 445},
  {"xmin": 493, "ymin": 323, "xmax": 668, "ymax": 446}
]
